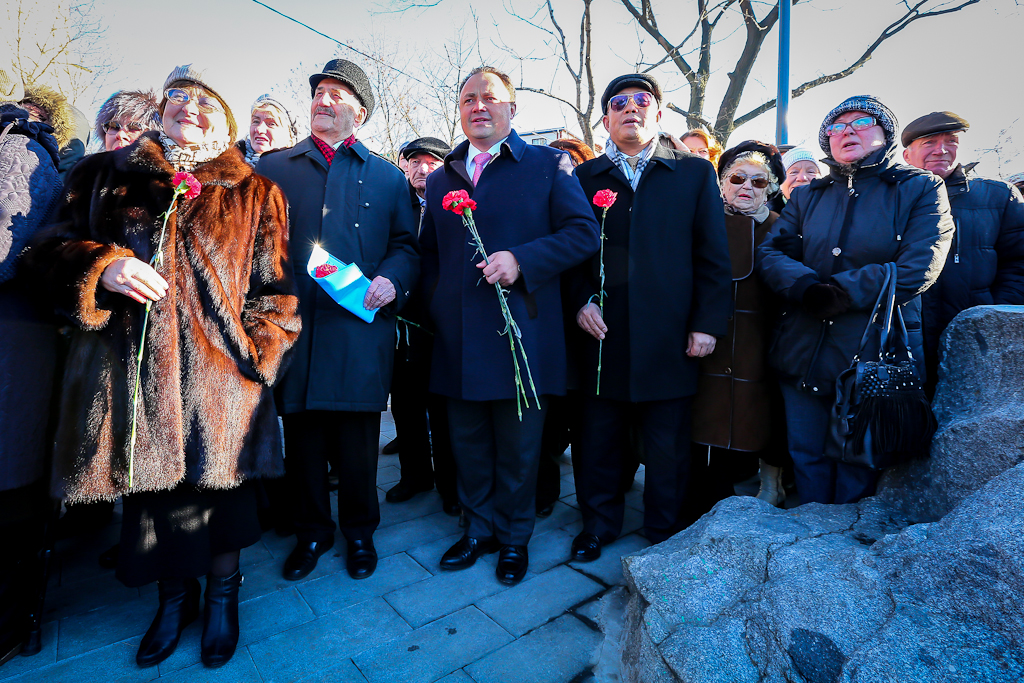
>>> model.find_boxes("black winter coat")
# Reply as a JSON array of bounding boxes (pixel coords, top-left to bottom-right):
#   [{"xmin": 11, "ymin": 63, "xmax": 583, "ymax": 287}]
[
  {"xmin": 258, "ymin": 137, "xmax": 420, "ymax": 413},
  {"xmin": 570, "ymin": 143, "xmax": 733, "ymax": 402},
  {"xmin": 921, "ymin": 164, "xmax": 1024, "ymax": 357},
  {"xmin": 756, "ymin": 145, "xmax": 954, "ymax": 395}
]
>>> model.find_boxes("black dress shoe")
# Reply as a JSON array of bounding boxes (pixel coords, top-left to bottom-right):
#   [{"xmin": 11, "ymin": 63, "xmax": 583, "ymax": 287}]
[
  {"xmin": 381, "ymin": 438, "xmax": 400, "ymax": 455},
  {"xmin": 439, "ymin": 536, "xmax": 496, "ymax": 570},
  {"xmin": 283, "ymin": 538, "xmax": 334, "ymax": 581},
  {"xmin": 136, "ymin": 578, "xmax": 201, "ymax": 667},
  {"xmin": 385, "ymin": 479, "xmax": 434, "ymax": 503},
  {"xmin": 496, "ymin": 545, "xmax": 529, "ymax": 585},
  {"xmin": 346, "ymin": 539, "xmax": 378, "ymax": 580},
  {"xmin": 442, "ymin": 499, "xmax": 461, "ymax": 517},
  {"xmin": 201, "ymin": 570, "xmax": 242, "ymax": 668},
  {"xmin": 570, "ymin": 532, "xmax": 602, "ymax": 562}
]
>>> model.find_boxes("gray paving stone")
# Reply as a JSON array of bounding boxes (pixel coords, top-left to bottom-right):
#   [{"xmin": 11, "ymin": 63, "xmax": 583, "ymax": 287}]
[
  {"xmin": 235, "ymin": 543, "xmax": 345, "ymax": 603},
  {"xmin": 0, "ymin": 621, "xmax": 57, "ymax": 680},
  {"xmin": 384, "ymin": 560, "xmax": 507, "ymax": 628},
  {"xmin": 260, "ymin": 528, "xmax": 300, "ymax": 561},
  {"xmin": 298, "ymin": 553, "xmax": 430, "ymax": 616},
  {"xmin": 624, "ymin": 488, "xmax": 644, "ymax": 511},
  {"xmin": 249, "ymin": 597, "xmax": 410, "ymax": 683},
  {"xmin": 465, "ymin": 615, "xmax": 601, "ymax": 683},
  {"xmin": 353, "ymin": 606, "xmax": 512, "ymax": 683},
  {"xmin": 568, "ymin": 533, "xmax": 650, "ymax": 586},
  {"xmin": 560, "ymin": 493, "xmax": 579, "ymax": 509},
  {"xmin": 44, "ymin": 572, "xmax": 139, "ymax": 621},
  {"xmin": 533, "ymin": 501, "xmax": 580, "ymax": 535},
  {"xmin": 521, "ymin": 527, "xmax": 576, "ymax": 579},
  {"xmin": 373, "ymin": 510, "xmax": 462, "ymax": 559},
  {"xmin": 157, "ymin": 648, "xmax": 263, "ymax": 683},
  {"xmin": 377, "ymin": 453, "xmax": 400, "ymax": 469},
  {"xmin": 403, "ymin": 532, "xmax": 465, "ymax": 575},
  {"xmin": 294, "ymin": 658, "xmax": 367, "ymax": 682},
  {"xmin": 4, "ymin": 635, "xmax": 153, "ymax": 683},
  {"xmin": 476, "ymin": 565, "xmax": 603, "ymax": 636},
  {"xmin": 435, "ymin": 670, "xmax": 476, "ymax": 682},
  {"xmin": 559, "ymin": 474, "xmax": 576, "ymax": 496},
  {"xmin": 56, "ymin": 593, "xmax": 153, "ymax": 660},
  {"xmin": 376, "ymin": 465, "xmax": 401, "ymax": 486},
  {"xmin": 559, "ymin": 505, "xmax": 643, "ymax": 538},
  {"xmin": 379, "ymin": 490, "xmax": 444, "ymax": 529},
  {"xmin": 240, "ymin": 539, "xmax": 274, "ymax": 568}
]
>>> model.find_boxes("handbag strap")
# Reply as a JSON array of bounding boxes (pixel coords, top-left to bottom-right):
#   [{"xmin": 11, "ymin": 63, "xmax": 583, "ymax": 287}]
[{"xmin": 853, "ymin": 262, "xmax": 896, "ymax": 360}]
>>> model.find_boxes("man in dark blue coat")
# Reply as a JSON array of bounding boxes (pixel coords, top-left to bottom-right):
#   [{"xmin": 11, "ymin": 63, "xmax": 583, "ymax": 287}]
[
  {"xmin": 901, "ymin": 111, "xmax": 1024, "ymax": 393},
  {"xmin": 258, "ymin": 60, "xmax": 419, "ymax": 582},
  {"xmin": 569, "ymin": 74, "xmax": 732, "ymax": 559},
  {"xmin": 419, "ymin": 66, "xmax": 600, "ymax": 585}
]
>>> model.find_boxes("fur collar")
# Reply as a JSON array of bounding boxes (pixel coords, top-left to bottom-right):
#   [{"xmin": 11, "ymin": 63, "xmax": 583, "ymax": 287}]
[{"xmin": 114, "ymin": 131, "xmax": 253, "ymax": 188}]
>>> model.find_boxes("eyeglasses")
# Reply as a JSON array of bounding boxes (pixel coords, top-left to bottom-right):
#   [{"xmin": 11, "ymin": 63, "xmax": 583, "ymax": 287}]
[
  {"xmin": 608, "ymin": 91, "xmax": 654, "ymax": 112},
  {"xmin": 824, "ymin": 115, "xmax": 877, "ymax": 137},
  {"xmin": 102, "ymin": 121, "xmax": 144, "ymax": 134},
  {"xmin": 727, "ymin": 173, "xmax": 769, "ymax": 189},
  {"xmin": 165, "ymin": 88, "xmax": 222, "ymax": 114}
]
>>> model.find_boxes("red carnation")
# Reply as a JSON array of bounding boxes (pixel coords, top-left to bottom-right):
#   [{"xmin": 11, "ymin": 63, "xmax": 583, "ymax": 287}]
[
  {"xmin": 442, "ymin": 189, "xmax": 477, "ymax": 214},
  {"xmin": 593, "ymin": 189, "xmax": 617, "ymax": 209},
  {"xmin": 314, "ymin": 263, "xmax": 338, "ymax": 278},
  {"xmin": 172, "ymin": 172, "xmax": 202, "ymax": 200}
]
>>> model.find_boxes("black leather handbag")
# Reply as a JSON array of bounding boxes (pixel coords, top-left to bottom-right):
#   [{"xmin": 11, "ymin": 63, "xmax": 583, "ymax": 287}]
[{"xmin": 825, "ymin": 262, "xmax": 936, "ymax": 470}]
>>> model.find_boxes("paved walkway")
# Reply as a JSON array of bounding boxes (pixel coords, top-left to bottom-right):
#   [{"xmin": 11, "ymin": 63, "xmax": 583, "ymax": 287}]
[{"xmin": 0, "ymin": 411, "xmax": 651, "ymax": 683}]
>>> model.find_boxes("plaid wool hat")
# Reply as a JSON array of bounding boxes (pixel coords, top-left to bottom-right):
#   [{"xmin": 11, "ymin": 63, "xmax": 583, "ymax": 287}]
[{"xmin": 818, "ymin": 95, "xmax": 898, "ymax": 156}]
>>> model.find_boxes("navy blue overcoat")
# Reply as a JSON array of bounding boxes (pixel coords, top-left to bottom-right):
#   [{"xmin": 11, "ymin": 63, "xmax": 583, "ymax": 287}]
[{"xmin": 420, "ymin": 130, "xmax": 600, "ymax": 401}]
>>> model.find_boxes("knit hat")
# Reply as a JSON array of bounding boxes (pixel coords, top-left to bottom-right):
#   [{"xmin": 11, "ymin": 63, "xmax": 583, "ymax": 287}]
[
  {"xmin": 600, "ymin": 74, "xmax": 663, "ymax": 115},
  {"xmin": 1006, "ymin": 171, "xmax": 1024, "ymax": 189},
  {"xmin": 161, "ymin": 64, "xmax": 237, "ymax": 143},
  {"xmin": 250, "ymin": 94, "xmax": 298, "ymax": 147},
  {"xmin": 309, "ymin": 59, "xmax": 375, "ymax": 122},
  {"xmin": 901, "ymin": 111, "xmax": 970, "ymax": 148},
  {"xmin": 402, "ymin": 136, "xmax": 452, "ymax": 162},
  {"xmin": 818, "ymin": 95, "xmax": 898, "ymax": 156},
  {"xmin": 0, "ymin": 68, "xmax": 23, "ymax": 103},
  {"xmin": 782, "ymin": 146, "xmax": 826, "ymax": 175},
  {"xmin": 94, "ymin": 89, "xmax": 161, "ymax": 143}
]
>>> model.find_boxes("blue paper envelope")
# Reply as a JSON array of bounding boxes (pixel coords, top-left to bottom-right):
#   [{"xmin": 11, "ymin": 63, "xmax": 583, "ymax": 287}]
[{"xmin": 307, "ymin": 244, "xmax": 377, "ymax": 323}]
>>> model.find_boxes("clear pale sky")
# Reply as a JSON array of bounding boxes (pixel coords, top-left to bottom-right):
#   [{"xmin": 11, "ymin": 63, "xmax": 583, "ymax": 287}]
[{"xmin": 82, "ymin": 0, "xmax": 1023, "ymax": 176}]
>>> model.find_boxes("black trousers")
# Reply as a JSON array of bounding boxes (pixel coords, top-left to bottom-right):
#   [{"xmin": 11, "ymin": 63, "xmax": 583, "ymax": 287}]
[
  {"xmin": 390, "ymin": 337, "xmax": 457, "ymax": 504},
  {"xmin": 574, "ymin": 395, "xmax": 693, "ymax": 544},
  {"xmin": 446, "ymin": 397, "xmax": 548, "ymax": 546},
  {"xmin": 0, "ymin": 479, "xmax": 49, "ymax": 654},
  {"xmin": 282, "ymin": 411, "xmax": 380, "ymax": 544}
]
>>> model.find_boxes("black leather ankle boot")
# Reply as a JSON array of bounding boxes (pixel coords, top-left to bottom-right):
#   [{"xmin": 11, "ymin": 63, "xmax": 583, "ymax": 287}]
[
  {"xmin": 200, "ymin": 570, "xmax": 242, "ymax": 668},
  {"xmin": 136, "ymin": 578, "xmax": 201, "ymax": 667}
]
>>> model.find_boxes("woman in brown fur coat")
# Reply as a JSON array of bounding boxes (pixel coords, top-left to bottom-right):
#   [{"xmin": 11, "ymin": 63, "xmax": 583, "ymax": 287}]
[{"xmin": 24, "ymin": 65, "xmax": 300, "ymax": 669}]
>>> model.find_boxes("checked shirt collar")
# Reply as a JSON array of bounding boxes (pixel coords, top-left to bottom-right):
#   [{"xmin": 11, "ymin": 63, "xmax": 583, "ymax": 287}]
[{"xmin": 311, "ymin": 133, "xmax": 357, "ymax": 166}]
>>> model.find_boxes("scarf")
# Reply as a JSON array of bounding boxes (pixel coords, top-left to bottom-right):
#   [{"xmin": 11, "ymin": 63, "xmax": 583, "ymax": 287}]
[
  {"xmin": 160, "ymin": 132, "xmax": 229, "ymax": 172},
  {"xmin": 605, "ymin": 138, "xmax": 655, "ymax": 191},
  {"xmin": 724, "ymin": 203, "xmax": 771, "ymax": 223},
  {"xmin": 243, "ymin": 139, "xmax": 260, "ymax": 168}
]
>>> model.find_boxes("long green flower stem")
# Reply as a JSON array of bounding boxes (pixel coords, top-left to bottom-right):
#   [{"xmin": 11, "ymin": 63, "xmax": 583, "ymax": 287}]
[
  {"xmin": 589, "ymin": 207, "xmax": 609, "ymax": 395},
  {"xmin": 461, "ymin": 209, "xmax": 539, "ymax": 420},
  {"xmin": 127, "ymin": 198, "xmax": 178, "ymax": 487}
]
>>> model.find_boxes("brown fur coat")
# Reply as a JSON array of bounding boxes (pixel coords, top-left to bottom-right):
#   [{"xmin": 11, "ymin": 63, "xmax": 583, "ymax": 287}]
[{"xmin": 24, "ymin": 132, "xmax": 301, "ymax": 502}]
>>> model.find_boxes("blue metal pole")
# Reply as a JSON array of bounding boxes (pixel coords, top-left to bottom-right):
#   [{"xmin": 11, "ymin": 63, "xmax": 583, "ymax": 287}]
[{"xmin": 776, "ymin": 0, "xmax": 791, "ymax": 145}]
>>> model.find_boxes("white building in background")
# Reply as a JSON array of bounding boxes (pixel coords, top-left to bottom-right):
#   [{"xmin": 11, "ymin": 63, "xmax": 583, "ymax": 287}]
[{"xmin": 519, "ymin": 127, "xmax": 575, "ymax": 145}]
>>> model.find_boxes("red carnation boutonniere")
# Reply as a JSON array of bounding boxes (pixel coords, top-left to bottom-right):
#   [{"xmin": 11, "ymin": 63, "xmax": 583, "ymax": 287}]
[
  {"xmin": 442, "ymin": 189, "xmax": 538, "ymax": 419},
  {"xmin": 590, "ymin": 189, "xmax": 617, "ymax": 394},
  {"xmin": 127, "ymin": 171, "xmax": 202, "ymax": 487}
]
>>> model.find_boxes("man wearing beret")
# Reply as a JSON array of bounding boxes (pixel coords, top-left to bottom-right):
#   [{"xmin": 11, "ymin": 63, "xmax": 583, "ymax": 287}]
[
  {"xmin": 419, "ymin": 66, "xmax": 600, "ymax": 585},
  {"xmin": 384, "ymin": 137, "xmax": 459, "ymax": 517},
  {"xmin": 257, "ymin": 59, "xmax": 419, "ymax": 581},
  {"xmin": 568, "ymin": 74, "xmax": 732, "ymax": 560},
  {"xmin": 902, "ymin": 111, "xmax": 1024, "ymax": 392}
]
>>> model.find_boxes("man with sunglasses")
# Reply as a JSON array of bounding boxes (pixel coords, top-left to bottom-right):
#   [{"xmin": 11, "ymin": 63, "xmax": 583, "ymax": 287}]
[
  {"xmin": 901, "ymin": 111, "xmax": 1024, "ymax": 395},
  {"xmin": 757, "ymin": 95, "xmax": 953, "ymax": 505},
  {"xmin": 568, "ymin": 73, "xmax": 732, "ymax": 560}
]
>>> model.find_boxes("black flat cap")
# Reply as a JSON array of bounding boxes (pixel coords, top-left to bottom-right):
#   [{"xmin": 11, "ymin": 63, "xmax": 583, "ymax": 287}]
[
  {"xmin": 309, "ymin": 59, "xmax": 375, "ymax": 121},
  {"xmin": 402, "ymin": 136, "xmax": 452, "ymax": 162},
  {"xmin": 901, "ymin": 111, "xmax": 970, "ymax": 147},
  {"xmin": 600, "ymin": 74, "xmax": 662, "ymax": 115}
]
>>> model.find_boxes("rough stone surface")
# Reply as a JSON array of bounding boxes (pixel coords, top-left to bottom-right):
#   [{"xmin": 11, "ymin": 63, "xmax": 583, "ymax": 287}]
[{"xmin": 621, "ymin": 306, "xmax": 1024, "ymax": 683}]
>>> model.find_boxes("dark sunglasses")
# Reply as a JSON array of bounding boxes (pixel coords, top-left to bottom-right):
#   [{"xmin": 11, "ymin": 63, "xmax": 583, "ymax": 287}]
[
  {"xmin": 727, "ymin": 173, "xmax": 769, "ymax": 189},
  {"xmin": 609, "ymin": 91, "xmax": 654, "ymax": 112},
  {"xmin": 102, "ymin": 121, "xmax": 144, "ymax": 134},
  {"xmin": 165, "ymin": 88, "xmax": 222, "ymax": 114},
  {"xmin": 824, "ymin": 115, "xmax": 877, "ymax": 137}
]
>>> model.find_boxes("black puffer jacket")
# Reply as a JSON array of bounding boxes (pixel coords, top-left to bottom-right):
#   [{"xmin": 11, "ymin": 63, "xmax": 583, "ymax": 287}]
[
  {"xmin": 921, "ymin": 164, "xmax": 1024, "ymax": 358},
  {"xmin": 756, "ymin": 144, "xmax": 954, "ymax": 395}
]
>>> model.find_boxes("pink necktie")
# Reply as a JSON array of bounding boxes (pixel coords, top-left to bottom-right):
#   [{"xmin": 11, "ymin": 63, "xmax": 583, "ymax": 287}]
[{"xmin": 471, "ymin": 152, "xmax": 492, "ymax": 186}]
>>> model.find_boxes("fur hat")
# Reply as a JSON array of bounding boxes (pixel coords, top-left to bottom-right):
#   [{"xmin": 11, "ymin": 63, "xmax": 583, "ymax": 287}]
[
  {"xmin": 250, "ymin": 94, "xmax": 298, "ymax": 148},
  {"xmin": 0, "ymin": 68, "xmax": 23, "ymax": 103},
  {"xmin": 93, "ymin": 89, "xmax": 161, "ymax": 144},
  {"xmin": 901, "ymin": 111, "xmax": 970, "ymax": 148},
  {"xmin": 19, "ymin": 83, "xmax": 75, "ymax": 149},
  {"xmin": 818, "ymin": 95, "xmax": 898, "ymax": 157},
  {"xmin": 160, "ymin": 64, "xmax": 237, "ymax": 143},
  {"xmin": 308, "ymin": 59, "xmax": 375, "ymax": 122},
  {"xmin": 600, "ymin": 74, "xmax": 663, "ymax": 115}
]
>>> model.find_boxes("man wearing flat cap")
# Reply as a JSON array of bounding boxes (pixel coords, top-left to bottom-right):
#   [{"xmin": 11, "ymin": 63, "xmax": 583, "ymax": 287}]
[
  {"xmin": 384, "ymin": 137, "xmax": 459, "ymax": 516},
  {"xmin": 902, "ymin": 111, "xmax": 1024, "ymax": 393},
  {"xmin": 257, "ymin": 59, "xmax": 419, "ymax": 582},
  {"xmin": 568, "ymin": 73, "xmax": 731, "ymax": 560}
]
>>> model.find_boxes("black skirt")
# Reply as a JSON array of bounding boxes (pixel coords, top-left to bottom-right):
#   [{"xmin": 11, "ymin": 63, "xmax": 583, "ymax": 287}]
[{"xmin": 117, "ymin": 481, "xmax": 261, "ymax": 587}]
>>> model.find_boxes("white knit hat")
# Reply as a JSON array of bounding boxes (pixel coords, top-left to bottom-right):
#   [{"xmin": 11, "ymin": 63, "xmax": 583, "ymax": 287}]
[{"xmin": 782, "ymin": 147, "xmax": 826, "ymax": 175}]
